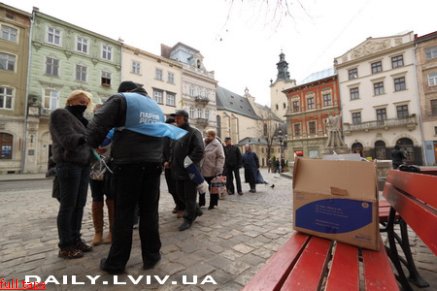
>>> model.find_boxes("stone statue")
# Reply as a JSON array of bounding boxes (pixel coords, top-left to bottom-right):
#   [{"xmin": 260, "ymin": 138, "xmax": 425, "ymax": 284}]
[{"xmin": 325, "ymin": 113, "xmax": 346, "ymax": 149}]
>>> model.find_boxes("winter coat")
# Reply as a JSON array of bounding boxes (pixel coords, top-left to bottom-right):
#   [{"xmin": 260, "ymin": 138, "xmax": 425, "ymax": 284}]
[
  {"xmin": 49, "ymin": 108, "xmax": 91, "ymax": 166},
  {"xmin": 201, "ymin": 138, "xmax": 225, "ymax": 178},
  {"xmin": 242, "ymin": 151, "xmax": 259, "ymax": 184},
  {"xmin": 170, "ymin": 123, "xmax": 204, "ymax": 180},
  {"xmin": 86, "ymin": 89, "xmax": 163, "ymax": 164},
  {"xmin": 224, "ymin": 144, "xmax": 242, "ymax": 168}
]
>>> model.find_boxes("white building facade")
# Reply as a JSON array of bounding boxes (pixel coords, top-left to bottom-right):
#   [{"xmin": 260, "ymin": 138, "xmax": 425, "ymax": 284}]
[{"xmin": 335, "ymin": 32, "xmax": 423, "ymax": 164}]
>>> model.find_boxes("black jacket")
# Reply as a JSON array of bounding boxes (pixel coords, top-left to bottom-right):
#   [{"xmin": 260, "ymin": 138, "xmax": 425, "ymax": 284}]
[
  {"xmin": 170, "ymin": 123, "xmax": 204, "ymax": 180},
  {"xmin": 224, "ymin": 144, "xmax": 242, "ymax": 168},
  {"xmin": 49, "ymin": 108, "xmax": 91, "ymax": 166},
  {"xmin": 86, "ymin": 89, "xmax": 163, "ymax": 164}
]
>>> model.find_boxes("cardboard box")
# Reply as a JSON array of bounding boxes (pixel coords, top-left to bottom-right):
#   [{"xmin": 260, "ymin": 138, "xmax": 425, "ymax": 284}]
[{"xmin": 292, "ymin": 158, "xmax": 379, "ymax": 250}]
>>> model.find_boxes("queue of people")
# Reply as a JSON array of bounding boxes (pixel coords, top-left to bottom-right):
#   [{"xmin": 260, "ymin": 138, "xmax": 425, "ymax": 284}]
[{"xmin": 48, "ymin": 81, "xmax": 262, "ymax": 273}]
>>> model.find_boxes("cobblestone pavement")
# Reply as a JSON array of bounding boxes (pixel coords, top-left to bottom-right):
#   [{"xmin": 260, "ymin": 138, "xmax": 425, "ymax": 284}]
[{"xmin": 0, "ymin": 169, "xmax": 435, "ymax": 290}]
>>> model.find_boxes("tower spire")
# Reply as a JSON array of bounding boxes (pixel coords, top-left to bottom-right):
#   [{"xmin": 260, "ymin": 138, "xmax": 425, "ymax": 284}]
[{"xmin": 276, "ymin": 51, "xmax": 290, "ymax": 82}]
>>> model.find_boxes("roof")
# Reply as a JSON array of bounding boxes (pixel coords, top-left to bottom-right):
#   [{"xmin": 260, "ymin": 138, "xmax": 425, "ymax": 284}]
[
  {"xmin": 216, "ymin": 87, "xmax": 260, "ymax": 119},
  {"xmin": 299, "ymin": 68, "xmax": 336, "ymax": 85},
  {"xmin": 253, "ymin": 103, "xmax": 283, "ymax": 122}
]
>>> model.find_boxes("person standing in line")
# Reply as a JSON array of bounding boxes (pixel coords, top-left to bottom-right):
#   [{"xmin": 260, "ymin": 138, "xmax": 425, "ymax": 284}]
[
  {"xmin": 171, "ymin": 110, "xmax": 204, "ymax": 231},
  {"xmin": 87, "ymin": 81, "xmax": 166, "ymax": 273},
  {"xmin": 200, "ymin": 129, "xmax": 225, "ymax": 210},
  {"xmin": 391, "ymin": 145, "xmax": 406, "ymax": 169},
  {"xmin": 223, "ymin": 137, "xmax": 243, "ymax": 195},
  {"xmin": 163, "ymin": 114, "xmax": 185, "ymax": 218},
  {"xmin": 242, "ymin": 144, "xmax": 260, "ymax": 193},
  {"xmin": 49, "ymin": 90, "xmax": 93, "ymax": 259}
]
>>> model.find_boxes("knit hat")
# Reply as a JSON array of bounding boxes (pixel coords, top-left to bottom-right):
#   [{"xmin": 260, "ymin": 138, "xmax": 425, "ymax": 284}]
[
  {"xmin": 175, "ymin": 110, "xmax": 189, "ymax": 119},
  {"xmin": 117, "ymin": 81, "xmax": 138, "ymax": 93}
]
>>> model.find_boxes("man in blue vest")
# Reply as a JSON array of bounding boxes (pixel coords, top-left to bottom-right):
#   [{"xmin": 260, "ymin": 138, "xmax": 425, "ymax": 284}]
[{"xmin": 87, "ymin": 81, "xmax": 185, "ymax": 273}]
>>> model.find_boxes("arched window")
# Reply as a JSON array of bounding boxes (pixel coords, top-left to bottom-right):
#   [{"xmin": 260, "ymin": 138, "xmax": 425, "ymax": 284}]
[
  {"xmin": 0, "ymin": 133, "xmax": 13, "ymax": 159},
  {"xmin": 216, "ymin": 115, "xmax": 221, "ymax": 138},
  {"xmin": 374, "ymin": 140, "xmax": 386, "ymax": 160},
  {"xmin": 351, "ymin": 142, "xmax": 363, "ymax": 157},
  {"xmin": 396, "ymin": 138, "xmax": 414, "ymax": 162}
]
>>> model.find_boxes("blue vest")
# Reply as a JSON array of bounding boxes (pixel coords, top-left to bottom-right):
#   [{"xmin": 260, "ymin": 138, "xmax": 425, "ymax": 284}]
[{"xmin": 121, "ymin": 92, "xmax": 187, "ymax": 140}]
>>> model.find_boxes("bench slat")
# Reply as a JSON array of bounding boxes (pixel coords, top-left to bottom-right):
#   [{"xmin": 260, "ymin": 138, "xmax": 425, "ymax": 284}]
[
  {"xmin": 384, "ymin": 183, "xmax": 437, "ymax": 255},
  {"xmin": 280, "ymin": 236, "xmax": 331, "ymax": 291},
  {"xmin": 325, "ymin": 242, "xmax": 359, "ymax": 291},
  {"xmin": 362, "ymin": 240, "xmax": 400, "ymax": 290},
  {"xmin": 386, "ymin": 170, "xmax": 437, "ymax": 209},
  {"xmin": 242, "ymin": 232, "xmax": 310, "ymax": 291}
]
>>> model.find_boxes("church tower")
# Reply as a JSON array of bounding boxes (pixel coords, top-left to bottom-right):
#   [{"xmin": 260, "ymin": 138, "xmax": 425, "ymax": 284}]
[{"xmin": 270, "ymin": 51, "xmax": 296, "ymax": 121}]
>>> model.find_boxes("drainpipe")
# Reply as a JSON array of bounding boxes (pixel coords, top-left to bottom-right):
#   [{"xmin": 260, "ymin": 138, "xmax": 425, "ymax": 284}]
[{"xmin": 20, "ymin": 10, "xmax": 35, "ymax": 173}]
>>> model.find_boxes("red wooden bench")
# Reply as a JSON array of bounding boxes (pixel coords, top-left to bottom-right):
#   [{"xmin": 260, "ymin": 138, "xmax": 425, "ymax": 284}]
[
  {"xmin": 383, "ymin": 168, "xmax": 437, "ymax": 291},
  {"xmin": 243, "ymin": 232, "xmax": 398, "ymax": 291}
]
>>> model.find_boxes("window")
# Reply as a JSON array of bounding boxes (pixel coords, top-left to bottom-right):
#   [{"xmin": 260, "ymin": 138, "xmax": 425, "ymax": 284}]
[
  {"xmin": 75, "ymin": 65, "xmax": 87, "ymax": 81},
  {"xmin": 435, "ymin": 127, "xmax": 437, "ymax": 136},
  {"xmin": 153, "ymin": 89, "xmax": 163, "ymax": 104},
  {"xmin": 373, "ymin": 81, "xmax": 384, "ymax": 95},
  {"xmin": 196, "ymin": 108, "xmax": 202, "ymax": 118},
  {"xmin": 101, "ymin": 44, "xmax": 112, "ymax": 60},
  {"xmin": 307, "ymin": 96, "xmax": 315, "ymax": 110},
  {"xmin": 391, "ymin": 55, "xmax": 404, "ymax": 68},
  {"xmin": 348, "ymin": 68, "xmax": 358, "ymax": 80},
  {"xmin": 394, "ymin": 77, "xmax": 406, "ymax": 91},
  {"xmin": 168, "ymin": 72, "xmax": 175, "ymax": 84},
  {"xmin": 431, "ymin": 100, "xmax": 437, "ymax": 116},
  {"xmin": 322, "ymin": 92, "xmax": 332, "ymax": 107},
  {"xmin": 132, "ymin": 61, "xmax": 140, "ymax": 74},
  {"xmin": 352, "ymin": 112, "xmax": 361, "ymax": 124},
  {"xmin": 47, "ymin": 27, "xmax": 61, "ymax": 45},
  {"xmin": 292, "ymin": 100, "xmax": 300, "ymax": 112},
  {"xmin": 396, "ymin": 105, "xmax": 409, "ymax": 119},
  {"xmin": 155, "ymin": 68, "xmax": 163, "ymax": 81},
  {"xmin": 425, "ymin": 46, "xmax": 437, "ymax": 60},
  {"xmin": 1, "ymin": 25, "xmax": 17, "ymax": 42},
  {"xmin": 45, "ymin": 57, "xmax": 59, "ymax": 76},
  {"xmin": 350, "ymin": 87, "xmax": 359, "ymax": 100},
  {"xmin": 205, "ymin": 108, "xmax": 210, "ymax": 120},
  {"xmin": 190, "ymin": 107, "xmax": 195, "ymax": 118},
  {"xmin": 166, "ymin": 92, "xmax": 176, "ymax": 106},
  {"xmin": 101, "ymin": 71, "xmax": 111, "ymax": 87},
  {"xmin": 371, "ymin": 61, "xmax": 383, "ymax": 74},
  {"xmin": 275, "ymin": 104, "xmax": 279, "ymax": 110},
  {"xmin": 43, "ymin": 88, "xmax": 59, "ymax": 110},
  {"xmin": 376, "ymin": 108, "xmax": 387, "ymax": 124},
  {"xmin": 0, "ymin": 87, "xmax": 13, "ymax": 109},
  {"xmin": 308, "ymin": 121, "xmax": 316, "ymax": 135},
  {"xmin": 0, "ymin": 133, "xmax": 13, "ymax": 159},
  {"xmin": 428, "ymin": 72, "xmax": 437, "ymax": 87},
  {"xmin": 283, "ymin": 102, "xmax": 286, "ymax": 109},
  {"xmin": 293, "ymin": 123, "xmax": 301, "ymax": 137},
  {"xmin": 0, "ymin": 53, "xmax": 15, "ymax": 71},
  {"xmin": 76, "ymin": 37, "xmax": 88, "ymax": 53}
]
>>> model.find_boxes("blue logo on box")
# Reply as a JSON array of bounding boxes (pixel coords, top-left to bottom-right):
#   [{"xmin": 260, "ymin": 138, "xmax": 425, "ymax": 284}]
[{"xmin": 295, "ymin": 199, "xmax": 372, "ymax": 234}]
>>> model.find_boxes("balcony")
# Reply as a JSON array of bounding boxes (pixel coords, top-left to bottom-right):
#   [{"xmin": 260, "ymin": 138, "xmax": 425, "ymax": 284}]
[
  {"xmin": 343, "ymin": 115, "xmax": 417, "ymax": 135},
  {"xmin": 194, "ymin": 95, "xmax": 210, "ymax": 106},
  {"xmin": 193, "ymin": 118, "xmax": 209, "ymax": 127}
]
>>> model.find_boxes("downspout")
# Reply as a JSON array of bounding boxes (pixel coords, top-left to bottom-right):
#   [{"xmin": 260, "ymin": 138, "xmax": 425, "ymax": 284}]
[{"xmin": 20, "ymin": 10, "xmax": 35, "ymax": 173}]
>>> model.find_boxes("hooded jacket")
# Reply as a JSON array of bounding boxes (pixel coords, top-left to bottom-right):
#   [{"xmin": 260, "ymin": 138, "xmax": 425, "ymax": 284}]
[
  {"xmin": 86, "ymin": 88, "xmax": 163, "ymax": 164},
  {"xmin": 201, "ymin": 138, "xmax": 225, "ymax": 177}
]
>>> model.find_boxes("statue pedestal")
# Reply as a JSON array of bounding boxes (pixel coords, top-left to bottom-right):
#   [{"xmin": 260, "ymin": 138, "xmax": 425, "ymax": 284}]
[{"xmin": 323, "ymin": 146, "xmax": 350, "ymax": 155}]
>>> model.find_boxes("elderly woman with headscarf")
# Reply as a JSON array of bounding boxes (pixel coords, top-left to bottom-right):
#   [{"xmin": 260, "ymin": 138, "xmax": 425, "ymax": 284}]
[
  {"xmin": 242, "ymin": 144, "xmax": 259, "ymax": 193},
  {"xmin": 49, "ymin": 90, "xmax": 93, "ymax": 259}
]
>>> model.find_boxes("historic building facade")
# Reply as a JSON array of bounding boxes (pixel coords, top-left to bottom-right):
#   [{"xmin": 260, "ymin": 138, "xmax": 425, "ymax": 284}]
[
  {"xmin": 121, "ymin": 44, "xmax": 182, "ymax": 116},
  {"xmin": 161, "ymin": 42, "xmax": 217, "ymax": 131},
  {"xmin": 270, "ymin": 52, "xmax": 296, "ymax": 121},
  {"xmin": 24, "ymin": 8, "xmax": 121, "ymax": 173},
  {"xmin": 283, "ymin": 69, "xmax": 341, "ymax": 159},
  {"xmin": 0, "ymin": 3, "xmax": 30, "ymax": 174},
  {"xmin": 335, "ymin": 32, "xmax": 423, "ymax": 164},
  {"xmin": 415, "ymin": 31, "xmax": 437, "ymax": 165}
]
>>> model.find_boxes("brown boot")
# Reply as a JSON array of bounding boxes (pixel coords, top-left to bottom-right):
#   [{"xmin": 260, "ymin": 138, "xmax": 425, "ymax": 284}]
[
  {"xmin": 92, "ymin": 201, "xmax": 104, "ymax": 246},
  {"xmin": 103, "ymin": 199, "xmax": 114, "ymax": 244}
]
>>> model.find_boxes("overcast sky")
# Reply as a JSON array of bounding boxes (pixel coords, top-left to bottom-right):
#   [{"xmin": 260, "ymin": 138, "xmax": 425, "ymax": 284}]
[{"xmin": 5, "ymin": 0, "xmax": 437, "ymax": 105}]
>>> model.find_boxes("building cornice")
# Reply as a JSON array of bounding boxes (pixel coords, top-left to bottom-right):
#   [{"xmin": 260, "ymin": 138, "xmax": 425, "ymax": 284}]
[{"xmin": 122, "ymin": 44, "xmax": 183, "ymax": 69}]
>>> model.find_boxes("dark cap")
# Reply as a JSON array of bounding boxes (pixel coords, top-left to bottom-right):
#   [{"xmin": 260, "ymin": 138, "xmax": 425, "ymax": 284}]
[
  {"xmin": 174, "ymin": 110, "xmax": 189, "ymax": 119},
  {"xmin": 224, "ymin": 137, "xmax": 231, "ymax": 141},
  {"xmin": 117, "ymin": 81, "xmax": 138, "ymax": 93}
]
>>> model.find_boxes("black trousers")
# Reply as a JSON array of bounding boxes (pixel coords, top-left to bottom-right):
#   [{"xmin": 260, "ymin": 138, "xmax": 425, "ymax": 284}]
[
  {"xmin": 175, "ymin": 179, "xmax": 199, "ymax": 222},
  {"xmin": 165, "ymin": 168, "xmax": 184, "ymax": 210},
  {"xmin": 105, "ymin": 163, "xmax": 162, "ymax": 270},
  {"xmin": 226, "ymin": 166, "xmax": 242, "ymax": 194}
]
